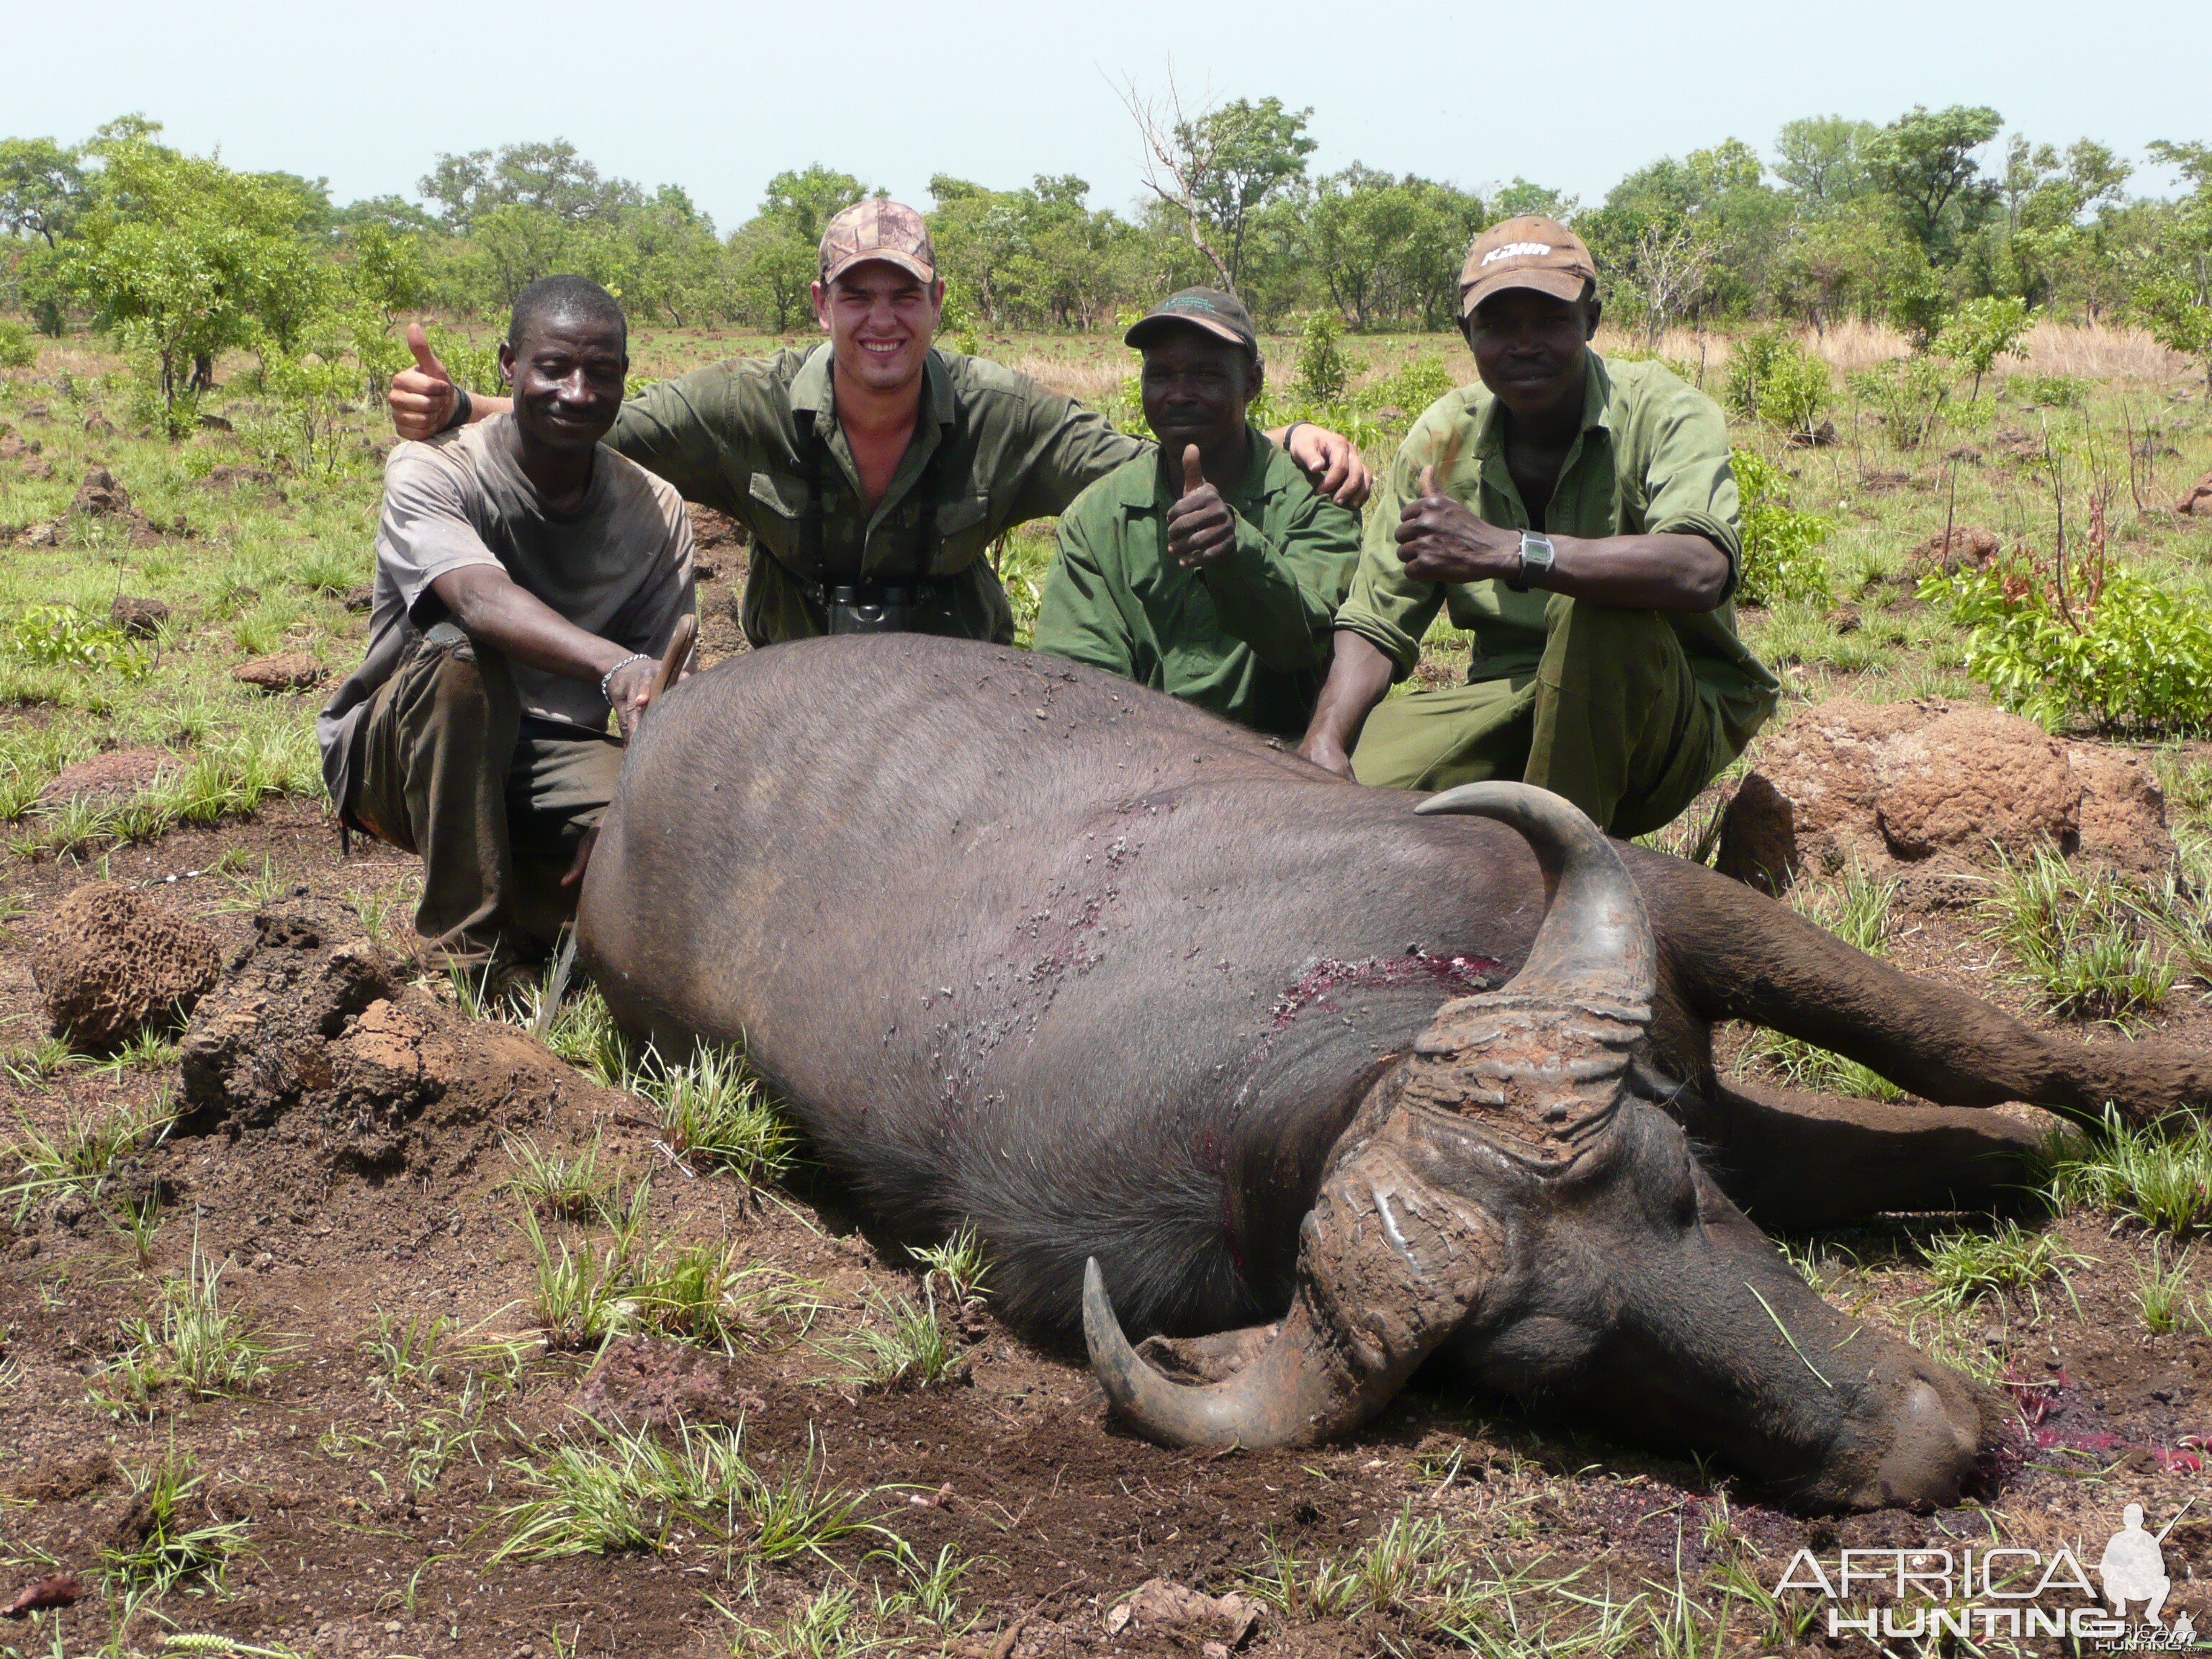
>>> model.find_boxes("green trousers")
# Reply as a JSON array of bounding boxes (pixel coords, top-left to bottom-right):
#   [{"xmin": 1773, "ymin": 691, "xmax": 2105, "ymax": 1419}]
[
  {"xmin": 346, "ymin": 624, "xmax": 624, "ymax": 965},
  {"xmin": 1350, "ymin": 593, "xmax": 1736, "ymax": 838}
]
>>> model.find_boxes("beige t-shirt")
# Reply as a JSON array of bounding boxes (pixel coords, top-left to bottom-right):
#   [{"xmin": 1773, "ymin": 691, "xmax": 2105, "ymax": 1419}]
[{"xmin": 318, "ymin": 415, "xmax": 695, "ymax": 806}]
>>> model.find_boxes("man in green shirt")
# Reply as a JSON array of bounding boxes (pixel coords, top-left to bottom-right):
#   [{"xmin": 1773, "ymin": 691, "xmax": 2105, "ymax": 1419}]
[
  {"xmin": 1298, "ymin": 217, "xmax": 1779, "ymax": 837},
  {"xmin": 1035, "ymin": 289, "xmax": 1359, "ymax": 739},
  {"xmin": 390, "ymin": 202, "xmax": 1370, "ymax": 647}
]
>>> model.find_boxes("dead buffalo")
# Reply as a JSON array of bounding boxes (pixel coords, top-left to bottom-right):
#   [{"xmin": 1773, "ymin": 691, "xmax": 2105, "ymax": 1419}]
[{"xmin": 578, "ymin": 635, "xmax": 2207, "ymax": 1513}]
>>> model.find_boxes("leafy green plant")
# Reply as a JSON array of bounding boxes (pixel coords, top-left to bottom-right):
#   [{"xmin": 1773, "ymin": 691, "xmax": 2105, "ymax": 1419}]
[
  {"xmin": 815, "ymin": 1282, "xmax": 961, "ymax": 1391},
  {"xmin": 1848, "ymin": 356, "xmax": 1951, "ymax": 449},
  {"xmin": 7, "ymin": 604, "xmax": 156, "ymax": 681},
  {"xmin": 638, "ymin": 1239, "xmax": 819, "ymax": 1354},
  {"xmin": 4, "ymin": 1092, "xmax": 174, "ymax": 1219},
  {"xmin": 2134, "ymin": 1245, "xmax": 2196, "ymax": 1335},
  {"xmin": 1294, "ymin": 311, "xmax": 1349, "ymax": 404},
  {"xmin": 909, "ymin": 1222, "xmax": 992, "ymax": 1307},
  {"xmin": 2010, "ymin": 372, "xmax": 2087, "ymax": 410},
  {"xmin": 1359, "ymin": 353, "xmax": 1456, "ymax": 421},
  {"xmin": 1725, "ymin": 331, "xmax": 1831, "ymax": 439},
  {"xmin": 1729, "ymin": 448, "xmax": 1831, "ymax": 606},
  {"xmin": 636, "ymin": 1043, "xmax": 796, "ymax": 1185},
  {"xmin": 1925, "ymin": 549, "xmax": 2212, "ymax": 736},
  {"xmin": 0, "ymin": 320, "xmax": 36, "ymax": 369},
  {"xmin": 501, "ymin": 1130, "xmax": 616, "ymax": 1220},
  {"xmin": 1934, "ymin": 296, "xmax": 2029, "ymax": 398}
]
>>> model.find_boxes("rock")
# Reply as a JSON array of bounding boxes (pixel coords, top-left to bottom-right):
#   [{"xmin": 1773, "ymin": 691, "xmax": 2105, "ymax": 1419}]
[
  {"xmin": 232, "ymin": 652, "xmax": 327, "ymax": 692},
  {"xmin": 35, "ymin": 883, "xmax": 220, "ymax": 1050},
  {"xmin": 109, "ymin": 595, "xmax": 170, "ymax": 637},
  {"xmin": 688, "ymin": 502, "xmax": 744, "ymax": 550},
  {"xmin": 13, "ymin": 521, "xmax": 62, "ymax": 548},
  {"xmin": 1715, "ymin": 698, "xmax": 2172, "ymax": 892},
  {"xmin": 1943, "ymin": 443, "xmax": 1984, "ymax": 464},
  {"xmin": 197, "ymin": 412, "xmax": 233, "ymax": 432},
  {"xmin": 1102, "ymin": 1580, "xmax": 1259, "ymax": 1646},
  {"xmin": 340, "ymin": 586, "xmax": 375, "ymax": 613},
  {"xmin": 0, "ymin": 432, "xmax": 53, "ymax": 481},
  {"xmin": 2177, "ymin": 469, "xmax": 2212, "ymax": 516},
  {"xmin": 36, "ymin": 748, "xmax": 177, "ymax": 809},
  {"xmin": 71, "ymin": 467, "xmax": 132, "ymax": 517},
  {"xmin": 197, "ymin": 464, "xmax": 277, "ymax": 491},
  {"xmin": 179, "ymin": 895, "xmax": 626, "ymax": 1176},
  {"xmin": 82, "ymin": 412, "xmax": 114, "ymax": 436},
  {"xmin": 1905, "ymin": 526, "xmax": 2002, "ymax": 574},
  {"xmin": 21, "ymin": 403, "xmax": 46, "ymax": 419},
  {"xmin": 1785, "ymin": 417, "xmax": 1839, "ymax": 448}
]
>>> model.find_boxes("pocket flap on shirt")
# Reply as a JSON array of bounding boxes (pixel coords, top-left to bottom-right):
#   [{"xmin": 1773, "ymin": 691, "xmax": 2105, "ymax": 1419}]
[
  {"xmin": 933, "ymin": 492, "xmax": 989, "ymax": 537},
  {"xmin": 749, "ymin": 469, "xmax": 806, "ymax": 518}
]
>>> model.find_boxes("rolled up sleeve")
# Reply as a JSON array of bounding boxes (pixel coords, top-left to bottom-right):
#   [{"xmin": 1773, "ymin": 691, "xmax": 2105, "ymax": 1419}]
[
  {"xmin": 1202, "ymin": 492, "xmax": 1359, "ymax": 675},
  {"xmin": 1639, "ymin": 385, "xmax": 1743, "ymax": 596},
  {"xmin": 1033, "ymin": 509, "xmax": 1137, "ymax": 680}
]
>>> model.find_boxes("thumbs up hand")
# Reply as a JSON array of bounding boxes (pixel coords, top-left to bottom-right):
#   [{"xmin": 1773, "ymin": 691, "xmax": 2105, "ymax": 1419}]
[
  {"xmin": 1393, "ymin": 457, "xmax": 1520, "ymax": 585},
  {"xmin": 388, "ymin": 322, "xmax": 461, "ymax": 440},
  {"xmin": 1165, "ymin": 444, "xmax": 1237, "ymax": 570}
]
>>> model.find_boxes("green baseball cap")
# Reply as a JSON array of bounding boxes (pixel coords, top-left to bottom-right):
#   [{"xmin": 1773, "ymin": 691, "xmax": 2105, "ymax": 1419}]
[{"xmin": 1124, "ymin": 287, "xmax": 1260, "ymax": 358}]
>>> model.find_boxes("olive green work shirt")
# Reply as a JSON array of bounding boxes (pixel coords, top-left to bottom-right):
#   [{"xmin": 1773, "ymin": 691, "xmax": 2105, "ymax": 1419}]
[
  {"xmin": 1036, "ymin": 428, "xmax": 1361, "ymax": 739},
  {"xmin": 1334, "ymin": 354, "xmax": 1779, "ymax": 751},
  {"xmin": 607, "ymin": 343, "xmax": 1144, "ymax": 646}
]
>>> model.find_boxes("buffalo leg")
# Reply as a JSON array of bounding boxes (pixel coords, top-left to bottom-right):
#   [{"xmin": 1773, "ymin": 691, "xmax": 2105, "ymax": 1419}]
[
  {"xmin": 1675, "ymin": 1075, "xmax": 2049, "ymax": 1230},
  {"xmin": 1638, "ymin": 855, "xmax": 2212, "ymax": 1125}
]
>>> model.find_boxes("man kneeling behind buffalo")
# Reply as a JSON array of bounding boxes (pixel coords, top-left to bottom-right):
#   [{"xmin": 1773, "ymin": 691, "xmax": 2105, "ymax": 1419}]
[
  {"xmin": 1299, "ymin": 217, "xmax": 1779, "ymax": 837},
  {"xmin": 319, "ymin": 276, "xmax": 693, "ymax": 974},
  {"xmin": 1035, "ymin": 289, "xmax": 1360, "ymax": 738}
]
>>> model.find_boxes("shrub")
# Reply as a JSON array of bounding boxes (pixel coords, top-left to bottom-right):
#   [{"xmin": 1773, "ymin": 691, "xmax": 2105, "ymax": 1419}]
[
  {"xmin": 1294, "ymin": 312, "xmax": 1349, "ymax": 405},
  {"xmin": 1922, "ymin": 534, "xmax": 2212, "ymax": 734},
  {"xmin": 1934, "ymin": 297, "xmax": 2029, "ymax": 398},
  {"xmin": 1359, "ymin": 353, "xmax": 1456, "ymax": 421},
  {"xmin": 1848, "ymin": 356, "xmax": 1951, "ymax": 449},
  {"xmin": 0, "ymin": 320, "xmax": 35, "ymax": 369},
  {"xmin": 7, "ymin": 606, "xmax": 156, "ymax": 682},
  {"xmin": 2010, "ymin": 372, "xmax": 2087, "ymax": 410},
  {"xmin": 1725, "ymin": 331, "xmax": 1831, "ymax": 440},
  {"xmin": 1730, "ymin": 449, "xmax": 1831, "ymax": 606}
]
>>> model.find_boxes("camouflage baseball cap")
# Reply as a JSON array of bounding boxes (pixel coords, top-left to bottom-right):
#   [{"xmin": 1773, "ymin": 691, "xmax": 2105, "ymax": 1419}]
[
  {"xmin": 818, "ymin": 200, "xmax": 938, "ymax": 287},
  {"xmin": 1459, "ymin": 215, "xmax": 1598, "ymax": 318},
  {"xmin": 1123, "ymin": 287, "xmax": 1259, "ymax": 358}
]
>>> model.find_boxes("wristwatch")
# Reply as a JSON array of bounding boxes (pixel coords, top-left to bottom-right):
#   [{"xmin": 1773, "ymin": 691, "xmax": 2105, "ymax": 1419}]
[{"xmin": 1508, "ymin": 531, "xmax": 1556, "ymax": 592}]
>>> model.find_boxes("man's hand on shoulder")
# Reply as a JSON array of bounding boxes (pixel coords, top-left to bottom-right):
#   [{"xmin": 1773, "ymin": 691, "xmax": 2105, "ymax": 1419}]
[
  {"xmin": 1394, "ymin": 465, "xmax": 1521, "ymax": 586},
  {"xmin": 1279, "ymin": 424, "xmax": 1373, "ymax": 509}
]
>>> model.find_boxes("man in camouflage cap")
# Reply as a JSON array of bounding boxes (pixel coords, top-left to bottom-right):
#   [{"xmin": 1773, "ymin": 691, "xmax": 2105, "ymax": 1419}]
[
  {"xmin": 390, "ymin": 199, "xmax": 1372, "ymax": 647},
  {"xmin": 1298, "ymin": 216, "xmax": 1778, "ymax": 837}
]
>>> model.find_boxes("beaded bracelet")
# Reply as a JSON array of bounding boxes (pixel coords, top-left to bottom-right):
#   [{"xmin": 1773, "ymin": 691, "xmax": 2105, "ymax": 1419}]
[{"xmin": 599, "ymin": 653, "xmax": 651, "ymax": 704}]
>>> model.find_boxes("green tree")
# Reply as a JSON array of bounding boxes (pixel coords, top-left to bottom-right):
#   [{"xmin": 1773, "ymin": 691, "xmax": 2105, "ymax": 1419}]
[
  {"xmin": 1178, "ymin": 96, "xmax": 1315, "ymax": 292},
  {"xmin": 1772, "ymin": 117, "xmax": 1880, "ymax": 209},
  {"xmin": 0, "ymin": 137, "xmax": 89, "ymax": 248},
  {"xmin": 58, "ymin": 127, "xmax": 336, "ymax": 410},
  {"xmin": 1865, "ymin": 104, "xmax": 2002, "ymax": 262},
  {"xmin": 420, "ymin": 139, "xmax": 642, "ymax": 233},
  {"xmin": 1487, "ymin": 179, "xmax": 1577, "ymax": 223},
  {"xmin": 727, "ymin": 166, "xmax": 873, "ymax": 333}
]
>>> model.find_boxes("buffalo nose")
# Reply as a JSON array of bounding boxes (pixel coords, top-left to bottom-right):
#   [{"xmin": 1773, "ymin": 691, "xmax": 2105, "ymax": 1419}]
[{"xmin": 1860, "ymin": 1376, "xmax": 1983, "ymax": 1509}]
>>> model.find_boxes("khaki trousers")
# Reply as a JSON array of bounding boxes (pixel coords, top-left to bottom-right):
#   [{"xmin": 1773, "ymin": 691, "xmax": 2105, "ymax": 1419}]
[
  {"xmin": 1350, "ymin": 593, "xmax": 1737, "ymax": 839},
  {"xmin": 346, "ymin": 624, "xmax": 624, "ymax": 964}
]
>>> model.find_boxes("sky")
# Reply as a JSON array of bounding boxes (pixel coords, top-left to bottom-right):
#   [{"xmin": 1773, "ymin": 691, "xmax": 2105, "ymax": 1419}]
[{"xmin": 9, "ymin": 0, "xmax": 2206, "ymax": 226}]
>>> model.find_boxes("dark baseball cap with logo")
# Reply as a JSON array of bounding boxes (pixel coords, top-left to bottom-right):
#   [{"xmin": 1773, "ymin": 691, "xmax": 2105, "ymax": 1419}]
[
  {"xmin": 1124, "ymin": 287, "xmax": 1261, "ymax": 361},
  {"xmin": 1459, "ymin": 215, "xmax": 1599, "ymax": 318},
  {"xmin": 818, "ymin": 200, "xmax": 938, "ymax": 287}
]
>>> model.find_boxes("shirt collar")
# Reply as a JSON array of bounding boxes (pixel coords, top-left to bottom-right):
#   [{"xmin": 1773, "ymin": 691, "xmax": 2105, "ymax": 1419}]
[{"xmin": 1126, "ymin": 424, "xmax": 1277, "ymax": 514}]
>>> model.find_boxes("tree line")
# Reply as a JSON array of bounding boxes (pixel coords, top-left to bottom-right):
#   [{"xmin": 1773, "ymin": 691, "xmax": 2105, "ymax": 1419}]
[{"xmin": 1, "ymin": 102, "xmax": 2207, "ymax": 415}]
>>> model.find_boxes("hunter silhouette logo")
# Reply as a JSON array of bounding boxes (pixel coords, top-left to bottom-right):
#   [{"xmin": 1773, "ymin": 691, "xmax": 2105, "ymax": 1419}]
[
  {"xmin": 2100, "ymin": 1503, "xmax": 2192, "ymax": 1634},
  {"xmin": 1774, "ymin": 1501, "xmax": 2198, "ymax": 1647}
]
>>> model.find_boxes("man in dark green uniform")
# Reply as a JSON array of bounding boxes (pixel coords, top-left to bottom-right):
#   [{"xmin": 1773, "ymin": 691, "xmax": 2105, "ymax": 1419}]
[
  {"xmin": 1298, "ymin": 217, "xmax": 1779, "ymax": 837},
  {"xmin": 390, "ymin": 202, "xmax": 1371, "ymax": 647},
  {"xmin": 1035, "ymin": 289, "xmax": 1359, "ymax": 738}
]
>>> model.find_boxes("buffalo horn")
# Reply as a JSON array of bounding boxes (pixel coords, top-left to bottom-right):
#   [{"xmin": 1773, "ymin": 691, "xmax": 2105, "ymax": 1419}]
[{"xmin": 1415, "ymin": 782, "xmax": 1654, "ymax": 1012}]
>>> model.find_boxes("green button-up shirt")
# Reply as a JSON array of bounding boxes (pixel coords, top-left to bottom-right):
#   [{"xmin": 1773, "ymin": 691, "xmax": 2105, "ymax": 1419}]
[
  {"xmin": 608, "ymin": 343, "xmax": 1144, "ymax": 646},
  {"xmin": 1335, "ymin": 354, "xmax": 1779, "ymax": 750},
  {"xmin": 1035, "ymin": 428, "xmax": 1360, "ymax": 739}
]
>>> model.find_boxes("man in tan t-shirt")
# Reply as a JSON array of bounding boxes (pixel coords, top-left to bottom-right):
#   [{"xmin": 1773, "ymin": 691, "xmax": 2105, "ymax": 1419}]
[{"xmin": 320, "ymin": 276, "xmax": 694, "ymax": 971}]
